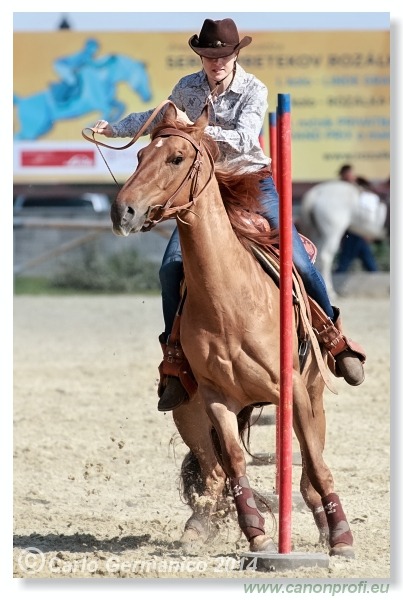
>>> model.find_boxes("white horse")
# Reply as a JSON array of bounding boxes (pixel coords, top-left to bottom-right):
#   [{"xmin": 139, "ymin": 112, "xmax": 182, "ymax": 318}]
[{"xmin": 298, "ymin": 180, "xmax": 387, "ymax": 298}]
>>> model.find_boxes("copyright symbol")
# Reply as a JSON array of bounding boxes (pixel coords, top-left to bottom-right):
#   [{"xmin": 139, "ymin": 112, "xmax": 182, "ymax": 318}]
[{"xmin": 17, "ymin": 547, "xmax": 46, "ymax": 574}]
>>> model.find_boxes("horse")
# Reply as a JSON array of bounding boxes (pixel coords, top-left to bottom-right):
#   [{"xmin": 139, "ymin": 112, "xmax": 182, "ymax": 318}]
[
  {"xmin": 110, "ymin": 103, "xmax": 355, "ymax": 558},
  {"xmin": 14, "ymin": 54, "xmax": 152, "ymax": 140},
  {"xmin": 298, "ymin": 180, "xmax": 387, "ymax": 298}
]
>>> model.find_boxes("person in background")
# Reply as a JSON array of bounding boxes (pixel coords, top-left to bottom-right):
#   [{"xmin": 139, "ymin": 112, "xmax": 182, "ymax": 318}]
[
  {"xmin": 91, "ymin": 19, "xmax": 366, "ymax": 411},
  {"xmin": 336, "ymin": 166, "xmax": 379, "ymax": 274}
]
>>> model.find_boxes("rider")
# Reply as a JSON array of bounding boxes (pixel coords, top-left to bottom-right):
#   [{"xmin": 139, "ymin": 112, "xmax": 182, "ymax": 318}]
[
  {"xmin": 91, "ymin": 18, "xmax": 366, "ymax": 411},
  {"xmin": 52, "ymin": 38, "xmax": 100, "ymax": 103}
]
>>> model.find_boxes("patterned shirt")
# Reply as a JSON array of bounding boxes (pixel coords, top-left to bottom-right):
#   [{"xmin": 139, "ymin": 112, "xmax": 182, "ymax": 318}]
[{"xmin": 110, "ymin": 63, "xmax": 270, "ymax": 173}]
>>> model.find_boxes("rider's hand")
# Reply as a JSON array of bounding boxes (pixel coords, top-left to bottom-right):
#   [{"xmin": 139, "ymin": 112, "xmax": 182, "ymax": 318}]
[
  {"xmin": 91, "ymin": 120, "xmax": 114, "ymax": 137},
  {"xmin": 176, "ymin": 109, "xmax": 193, "ymax": 126}
]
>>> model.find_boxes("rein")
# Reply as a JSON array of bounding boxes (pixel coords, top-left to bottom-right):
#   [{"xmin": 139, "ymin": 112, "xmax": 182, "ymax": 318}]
[{"xmin": 81, "ymin": 99, "xmax": 177, "ymax": 188}]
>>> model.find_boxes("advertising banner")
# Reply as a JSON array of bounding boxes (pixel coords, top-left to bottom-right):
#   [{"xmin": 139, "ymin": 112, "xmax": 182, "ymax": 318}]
[{"xmin": 13, "ymin": 30, "xmax": 390, "ymax": 183}]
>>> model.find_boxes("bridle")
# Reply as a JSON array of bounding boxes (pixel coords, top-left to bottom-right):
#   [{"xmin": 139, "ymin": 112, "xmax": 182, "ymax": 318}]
[
  {"xmin": 81, "ymin": 100, "xmax": 215, "ymax": 230},
  {"xmin": 142, "ymin": 128, "xmax": 215, "ymax": 229}
]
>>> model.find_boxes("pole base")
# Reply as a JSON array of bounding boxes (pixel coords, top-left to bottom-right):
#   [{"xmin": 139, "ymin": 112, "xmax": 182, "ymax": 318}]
[{"xmin": 239, "ymin": 551, "xmax": 329, "ymax": 572}]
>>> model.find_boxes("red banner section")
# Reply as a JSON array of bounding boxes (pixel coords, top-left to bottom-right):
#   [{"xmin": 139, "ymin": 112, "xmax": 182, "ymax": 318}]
[{"xmin": 21, "ymin": 150, "xmax": 95, "ymax": 167}]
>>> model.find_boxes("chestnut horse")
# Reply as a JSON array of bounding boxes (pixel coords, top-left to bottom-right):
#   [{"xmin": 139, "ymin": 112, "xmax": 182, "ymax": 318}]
[{"xmin": 110, "ymin": 104, "xmax": 354, "ymax": 558}]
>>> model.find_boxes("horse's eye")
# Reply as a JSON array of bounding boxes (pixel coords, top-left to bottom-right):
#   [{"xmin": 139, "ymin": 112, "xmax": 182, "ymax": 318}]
[{"xmin": 172, "ymin": 156, "xmax": 184, "ymax": 166}]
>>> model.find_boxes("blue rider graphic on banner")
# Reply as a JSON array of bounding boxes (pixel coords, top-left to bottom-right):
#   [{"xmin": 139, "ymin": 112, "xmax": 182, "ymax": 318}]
[{"xmin": 14, "ymin": 38, "xmax": 153, "ymax": 140}]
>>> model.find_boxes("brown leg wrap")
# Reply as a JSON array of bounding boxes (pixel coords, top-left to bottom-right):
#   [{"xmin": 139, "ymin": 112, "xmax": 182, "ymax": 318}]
[
  {"xmin": 322, "ymin": 493, "xmax": 353, "ymax": 547},
  {"xmin": 230, "ymin": 476, "xmax": 265, "ymax": 541}
]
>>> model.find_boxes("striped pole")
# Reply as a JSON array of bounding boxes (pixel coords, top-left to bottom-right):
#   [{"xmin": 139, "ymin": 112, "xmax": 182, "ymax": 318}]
[
  {"xmin": 241, "ymin": 94, "xmax": 329, "ymax": 570},
  {"xmin": 277, "ymin": 93, "xmax": 293, "ymax": 554}
]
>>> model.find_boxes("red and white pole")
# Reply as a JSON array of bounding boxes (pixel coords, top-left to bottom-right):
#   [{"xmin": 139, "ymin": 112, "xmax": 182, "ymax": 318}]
[{"xmin": 242, "ymin": 94, "xmax": 329, "ymax": 570}]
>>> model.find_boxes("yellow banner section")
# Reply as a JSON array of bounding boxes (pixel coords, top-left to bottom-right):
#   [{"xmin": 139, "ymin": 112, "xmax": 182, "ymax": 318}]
[{"xmin": 13, "ymin": 31, "xmax": 389, "ymax": 181}]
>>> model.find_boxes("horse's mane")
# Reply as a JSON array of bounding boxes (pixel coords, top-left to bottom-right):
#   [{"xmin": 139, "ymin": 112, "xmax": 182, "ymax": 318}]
[{"xmin": 151, "ymin": 118, "xmax": 279, "ymax": 251}]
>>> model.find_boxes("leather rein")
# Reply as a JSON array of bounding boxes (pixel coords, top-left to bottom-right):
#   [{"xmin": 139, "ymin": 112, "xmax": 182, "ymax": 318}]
[{"xmin": 81, "ymin": 100, "xmax": 215, "ymax": 229}]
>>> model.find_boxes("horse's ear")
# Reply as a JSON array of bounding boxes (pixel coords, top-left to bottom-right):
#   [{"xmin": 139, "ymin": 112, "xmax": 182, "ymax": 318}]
[
  {"xmin": 163, "ymin": 103, "xmax": 179, "ymax": 124},
  {"xmin": 192, "ymin": 104, "xmax": 209, "ymax": 141}
]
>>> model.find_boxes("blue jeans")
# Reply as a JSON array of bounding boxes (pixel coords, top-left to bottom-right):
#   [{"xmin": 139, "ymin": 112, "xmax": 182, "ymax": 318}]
[{"xmin": 159, "ymin": 175, "xmax": 334, "ymax": 336}]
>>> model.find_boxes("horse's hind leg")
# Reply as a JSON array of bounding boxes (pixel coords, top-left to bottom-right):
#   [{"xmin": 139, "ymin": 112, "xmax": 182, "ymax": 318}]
[
  {"xmin": 173, "ymin": 393, "xmax": 226, "ymax": 547},
  {"xmin": 202, "ymin": 389, "xmax": 276, "ymax": 553},
  {"xmin": 292, "ymin": 372, "xmax": 354, "ymax": 558}
]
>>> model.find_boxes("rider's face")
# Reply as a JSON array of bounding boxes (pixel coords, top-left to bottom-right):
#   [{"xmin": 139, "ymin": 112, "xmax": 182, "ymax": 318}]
[{"xmin": 201, "ymin": 53, "xmax": 237, "ymax": 84}]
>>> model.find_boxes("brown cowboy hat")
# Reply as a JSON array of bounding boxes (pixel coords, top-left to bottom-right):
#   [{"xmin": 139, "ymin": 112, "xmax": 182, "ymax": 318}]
[{"xmin": 188, "ymin": 18, "xmax": 252, "ymax": 58}]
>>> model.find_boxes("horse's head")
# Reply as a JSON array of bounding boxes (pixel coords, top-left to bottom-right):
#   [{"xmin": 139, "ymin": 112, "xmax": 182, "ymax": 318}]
[{"xmin": 111, "ymin": 104, "xmax": 215, "ymax": 236}]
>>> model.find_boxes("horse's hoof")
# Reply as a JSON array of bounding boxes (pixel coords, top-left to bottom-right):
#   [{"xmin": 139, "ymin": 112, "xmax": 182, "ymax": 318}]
[
  {"xmin": 249, "ymin": 535, "xmax": 277, "ymax": 553},
  {"xmin": 330, "ymin": 544, "xmax": 355, "ymax": 559}
]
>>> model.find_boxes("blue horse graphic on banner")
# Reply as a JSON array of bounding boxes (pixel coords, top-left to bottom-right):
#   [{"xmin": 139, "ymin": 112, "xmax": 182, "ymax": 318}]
[{"xmin": 14, "ymin": 40, "xmax": 153, "ymax": 140}]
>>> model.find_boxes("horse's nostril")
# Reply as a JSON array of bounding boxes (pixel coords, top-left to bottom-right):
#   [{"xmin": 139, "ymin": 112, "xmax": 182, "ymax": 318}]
[{"xmin": 123, "ymin": 206, "xmax": 135, "ymax": 222}]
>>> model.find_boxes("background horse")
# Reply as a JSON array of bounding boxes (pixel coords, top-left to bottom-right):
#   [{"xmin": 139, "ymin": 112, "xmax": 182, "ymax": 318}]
[
  {"xmin": 298, "ymin": 180, "xmax": 387, "ymax": 298},
  {"xmin": 110, "ymin": 104, "xmax": 354, "ymax": 558},
  {"xmin": 14, "ymin": 54, "xmax": 152, "ymax": 140}
]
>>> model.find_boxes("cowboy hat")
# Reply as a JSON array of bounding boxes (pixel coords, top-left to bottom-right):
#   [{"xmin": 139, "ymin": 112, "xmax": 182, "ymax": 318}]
[{"xmin": 188, "ymin": 18, "xmax": 252, "ymax": 58}]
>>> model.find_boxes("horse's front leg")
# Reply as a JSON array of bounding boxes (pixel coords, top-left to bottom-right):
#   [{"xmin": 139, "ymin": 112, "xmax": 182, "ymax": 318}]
[
  {"xmin": 202, "ymin": 385, "xmax": 276, "ymax": 553},
  {"xmin": 299, "ymin": 375, "xmax": 329, "ymax": 544},
  {"xmin": 173, "ymin": 392, "xmax": 226, "ymax": 548}
]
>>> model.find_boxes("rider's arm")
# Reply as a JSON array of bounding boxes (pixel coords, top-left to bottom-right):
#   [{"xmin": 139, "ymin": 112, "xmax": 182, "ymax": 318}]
[
  {"xmin": 91, "ymin": 109, "xmax": 156, "ymax": 138},
  {"xmin": 92, "ymin": 98, "xmax": 191, "ymax": 138},
  {"xmin": 110, "ymin": 109, "xmax": 158, "ymax": 138}
]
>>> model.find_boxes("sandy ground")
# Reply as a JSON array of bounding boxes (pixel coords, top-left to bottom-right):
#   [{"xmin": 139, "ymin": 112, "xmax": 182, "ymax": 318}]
[{"xmin": 13, "ymin": 294, "xmax": 390, "ymax": 581}]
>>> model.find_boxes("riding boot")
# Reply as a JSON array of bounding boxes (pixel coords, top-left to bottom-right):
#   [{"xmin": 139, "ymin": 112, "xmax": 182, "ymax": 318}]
[
  {"xmin": 309, "ymin": 301, "xmax": 366, "ymax": 386},
  {"xmin": 157, "ymin": 332, "xmax": 192, "ymax": 412}
]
